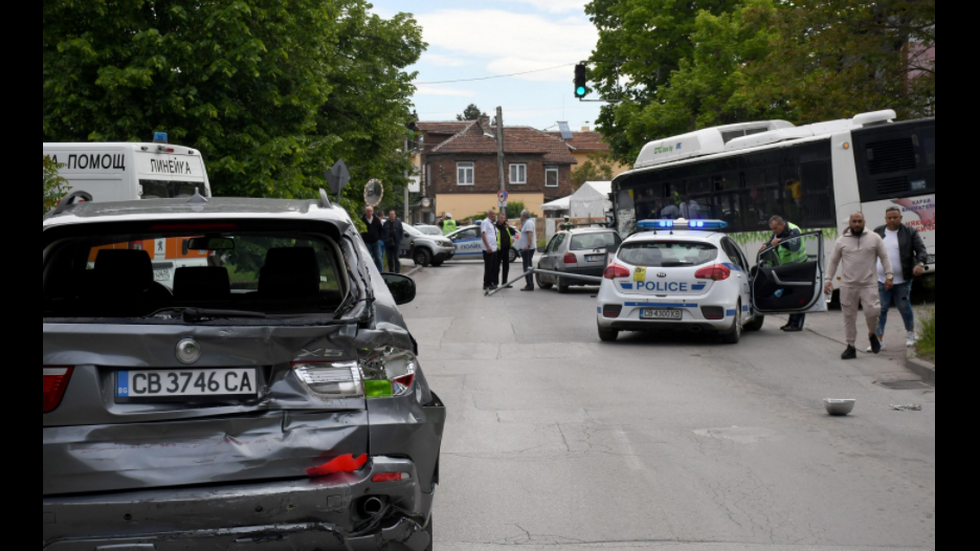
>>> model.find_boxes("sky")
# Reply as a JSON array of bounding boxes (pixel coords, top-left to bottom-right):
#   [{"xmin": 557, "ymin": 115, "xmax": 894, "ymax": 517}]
[{"xmin": 369, "ymin": 0, "xmax": 605, "ymax": 132}]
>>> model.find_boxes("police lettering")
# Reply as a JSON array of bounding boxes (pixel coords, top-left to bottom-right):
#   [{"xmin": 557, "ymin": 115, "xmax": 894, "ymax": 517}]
[{"xmin": 638, "ymin": 281, "xmax": 689, "ymax": 293}]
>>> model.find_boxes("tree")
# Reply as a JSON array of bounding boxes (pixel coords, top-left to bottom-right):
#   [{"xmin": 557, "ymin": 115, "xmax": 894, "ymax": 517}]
[
  {"xmin": 43, "ymin": 0, "xmax": 425, "ymax": 208},
  {"xmin": 745, "ymin": 0, "xmax": 936, "ymax": 124},
  {"xmin": 456, "ymin": 104, "xmax": 487, "ymax": 121},
  {"xmin": 43, "ymin": 156, "xmax": 68, "ymax": 215},
  {"xmin": 585, "ymin": 0, "xmax": 741, "ymax": 162},
  {"xmin": 572, "ymin": 153, "xmax": 617, "ymax": 189}
]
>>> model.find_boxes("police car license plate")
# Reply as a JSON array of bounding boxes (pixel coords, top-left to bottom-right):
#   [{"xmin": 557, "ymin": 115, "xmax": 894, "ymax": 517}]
[
  {"xmin": 641, "ymin": 309, "xmax": 683, "ymax": 321},
  {"xmin": 153, "ymin": 269, "xmax": 170, "ymax": 282},
  {"xmin": 116, "ymin": 369, "xmax": 257, "ymax": 400}
]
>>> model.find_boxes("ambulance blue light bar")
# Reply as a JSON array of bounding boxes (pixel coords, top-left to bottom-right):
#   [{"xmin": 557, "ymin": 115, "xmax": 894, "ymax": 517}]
[{"xmin": 637, "ymin": 219, "xmax": 729, "ymax": 231}]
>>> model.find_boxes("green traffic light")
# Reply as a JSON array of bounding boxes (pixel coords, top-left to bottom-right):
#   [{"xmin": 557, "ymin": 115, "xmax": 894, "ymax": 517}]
[{"xmin": 576, "ymin": 87, "xmax": 587, "ymax": 97}]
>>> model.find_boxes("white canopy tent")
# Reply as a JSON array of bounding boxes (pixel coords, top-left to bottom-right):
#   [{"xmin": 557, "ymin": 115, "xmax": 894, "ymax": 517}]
[
  {"xmin": 541, "ymin": 196, "xmax": 571, "ymax": 214},
  {"xmin": 569, "ymin": 181, "xmax": 612, "ymax": 219}
]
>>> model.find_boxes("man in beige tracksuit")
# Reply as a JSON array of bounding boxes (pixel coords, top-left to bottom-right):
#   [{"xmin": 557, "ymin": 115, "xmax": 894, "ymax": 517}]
[{"xmin": 826, "ymin": 213, "xmax": 895, "ymax": 360}]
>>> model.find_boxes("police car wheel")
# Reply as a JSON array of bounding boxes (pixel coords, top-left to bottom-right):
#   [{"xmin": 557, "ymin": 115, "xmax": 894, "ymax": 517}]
[
  {"xmin": 537, "ymin": 276, "xmax": 553, "ymax": 290},
  {"xmin": 598, "ymin": 326, "xmax": 619, "ymax": 342},
  {"xmin": 745, "ymin": 315, "xmax": 765, "ymax": 332},
  {"xmin": 509, "ymin": 249, "xmax": 519, "ymax": 264},
  {"xmin": 721, "ymin": 303, "xmax": 743, "ymax": 345}
]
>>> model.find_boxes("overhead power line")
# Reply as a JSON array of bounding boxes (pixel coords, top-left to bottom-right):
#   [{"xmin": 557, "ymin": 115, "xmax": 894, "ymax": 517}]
[{"xmin": 413, "ymin": 64, "xmax": 576, "ymax": 86}]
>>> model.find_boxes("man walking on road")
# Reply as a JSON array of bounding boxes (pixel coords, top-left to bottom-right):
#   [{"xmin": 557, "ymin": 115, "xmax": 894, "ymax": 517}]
[
  {"xmin": 870, "ymin": 207, "xmax": 928, "ymax": 351},
  {"xmin": 516, "ymin": 210, "xmax": 537, "ymax": 292},
  {"xmin": 361, "ymin": 206, "xmax": 385, "ymax": 273},
  {"xmin": 826, "ymin": 212, "xmax": 895, "ymax": 360},
  {"xmin": 481, "ymin": 209, "xmax": 499, "ymax": 291},
  {"xmin": 383, "ymin": 209, "xmax": 404, "ymax": 274},
  {"xmin": 763, "ymin": 216, "xmax": 809, "ymax": 332}
]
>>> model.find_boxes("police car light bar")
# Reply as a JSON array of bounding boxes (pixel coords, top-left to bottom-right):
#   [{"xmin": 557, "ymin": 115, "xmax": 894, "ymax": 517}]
[{"xmin": 637, "ymin": 219, "xmax": 729, "ymax": 231}]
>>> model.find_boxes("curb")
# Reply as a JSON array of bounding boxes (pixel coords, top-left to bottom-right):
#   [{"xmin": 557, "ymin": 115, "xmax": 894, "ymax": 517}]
[{"xmin": 906, "ymin": 349, "xmax": 936, "ymax": 385}]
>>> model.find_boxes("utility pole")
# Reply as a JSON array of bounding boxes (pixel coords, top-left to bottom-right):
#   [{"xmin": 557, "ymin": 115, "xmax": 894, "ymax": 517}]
[
  {"xmin": 404, "ymin": 138, "xmax": 411, "ymax": 223},
  {"xmin": 496, "ymin": 106, "xmax": 506, "ymax": 194}
]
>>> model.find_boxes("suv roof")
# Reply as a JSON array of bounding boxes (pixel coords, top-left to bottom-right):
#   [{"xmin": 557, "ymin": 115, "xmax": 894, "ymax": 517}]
[{"xmin": 42, "ymin": 197, "xmax": 353, "ymax": 229}]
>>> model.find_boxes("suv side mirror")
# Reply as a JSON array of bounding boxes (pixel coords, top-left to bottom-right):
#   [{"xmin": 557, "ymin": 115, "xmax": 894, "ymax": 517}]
[{"xmin": 382, "ymin": 273, "xmax": 417, "ymax": 306}]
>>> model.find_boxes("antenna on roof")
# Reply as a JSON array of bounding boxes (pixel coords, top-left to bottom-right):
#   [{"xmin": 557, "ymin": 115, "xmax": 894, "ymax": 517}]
[
  {"xmin": 558, "ymin": 121, "xmax": 574, "ymax": 141},
  {"xmin": 187, "ymin": 189, "xmax": 208, "ymax": 205}
]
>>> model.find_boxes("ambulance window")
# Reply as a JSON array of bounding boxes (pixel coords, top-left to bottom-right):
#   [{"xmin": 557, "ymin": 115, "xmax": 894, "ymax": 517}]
[{"xmin": 140, "ymin": 181, "xmax": 206, "ymax": 199}]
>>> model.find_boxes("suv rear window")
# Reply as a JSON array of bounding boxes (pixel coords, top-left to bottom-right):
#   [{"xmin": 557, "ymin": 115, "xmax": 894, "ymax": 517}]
[
  {"xmin": 618, "ymin": 242, "xmax": 718, "ymax": 267},
  {"xmin": 43, "ymin": 227, "xmax": 347, "ymax": 321},
  {"xmin": 569, "ymin": 232, "xmax": 622, "ymax": 251}
]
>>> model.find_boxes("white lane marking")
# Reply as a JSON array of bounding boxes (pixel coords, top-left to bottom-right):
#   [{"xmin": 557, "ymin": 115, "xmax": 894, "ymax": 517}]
[{"xmin": 615, "ymin": 429, "xmax": 644, "ymax": 471}]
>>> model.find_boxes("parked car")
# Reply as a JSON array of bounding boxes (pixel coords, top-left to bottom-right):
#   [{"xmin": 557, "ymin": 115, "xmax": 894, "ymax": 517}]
[
  {"xmin": 446, "ymin": 225, "xmax": 520, "ymax": 264},
  {"xmin": 596, "ymin": 219, "xmax": 828, "ymax": 343},
  {"xmin": 537, "ymin": 228, "xmax": 622, "ymax": 294},
  {"xmin": 401, "ymin": 224, "xmax": 456, "ymax": 267},
  {"xmin": 43, "ymin": 191, "xmax": 445, "ymax": 551}
]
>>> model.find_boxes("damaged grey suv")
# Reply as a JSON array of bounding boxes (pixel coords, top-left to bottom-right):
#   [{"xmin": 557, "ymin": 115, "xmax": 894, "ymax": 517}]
[{"xmin": 43, "ymin": 191, "xmax": 446, "ymax": 551}]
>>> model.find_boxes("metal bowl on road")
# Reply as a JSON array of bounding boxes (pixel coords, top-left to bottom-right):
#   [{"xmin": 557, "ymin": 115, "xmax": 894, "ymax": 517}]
[{"xmin": 824, "ymin": 399, "xmax": 856, "ymax": 417}]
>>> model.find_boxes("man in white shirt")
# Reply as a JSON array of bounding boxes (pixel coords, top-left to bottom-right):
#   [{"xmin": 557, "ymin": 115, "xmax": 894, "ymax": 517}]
[
  {"xmin": 870, "ymin": 207, "xmax": 928, "ymax": 350},
  {"xmin": 481, "ymin": 209, "xmax": 499, "ymax": 291},
  {"xmin": 515, "ymin": 210, "xmax": 537, "ymax": 292}
]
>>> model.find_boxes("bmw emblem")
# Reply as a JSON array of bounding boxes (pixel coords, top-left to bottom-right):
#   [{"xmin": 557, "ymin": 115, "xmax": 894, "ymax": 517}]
[
  {"xmin": 176, "ymin": 338, "xmax": 202, "ymax": 365},
  {"xmin": 658, "ymin": 273, "xmax": 668, "ymax": 278}
]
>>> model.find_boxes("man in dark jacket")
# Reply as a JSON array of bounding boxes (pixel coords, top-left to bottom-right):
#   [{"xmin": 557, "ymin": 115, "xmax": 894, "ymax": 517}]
[
  {"xmin": 496, "ymin": 213, "xmax": 517, "ymax": 289},
  {"xmin": 383, "ymin": 210, "xmax": 404, "ymax": 274},
  {"xmin": 872, "ymin": 207, "xmax": 928, "ymax": 349},
  {"xmin": 361, "ymin": 206, "xmax": 385, "ymax": 273}
]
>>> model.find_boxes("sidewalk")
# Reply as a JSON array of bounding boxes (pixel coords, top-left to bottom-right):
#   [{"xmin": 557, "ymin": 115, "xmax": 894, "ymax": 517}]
[{"xmin": 770, "ymin": 304, "xmax": 934, "ymax": 373}]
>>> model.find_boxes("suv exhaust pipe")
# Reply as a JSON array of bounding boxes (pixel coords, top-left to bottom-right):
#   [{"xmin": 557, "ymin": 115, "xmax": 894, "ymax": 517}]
[{"xmin": 359, "ymin": 497, "xmax": 387, "ymax": 518}]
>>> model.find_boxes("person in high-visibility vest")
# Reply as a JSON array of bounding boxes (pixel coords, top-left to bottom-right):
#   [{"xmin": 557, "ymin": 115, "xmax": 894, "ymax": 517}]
[
  {"xmin": 763, "ymin": 216, "xmax": 809, "ymax": 332},
  {"xmin": 441, "ymin": 213, "xmax": 458, "ymax": 236}
]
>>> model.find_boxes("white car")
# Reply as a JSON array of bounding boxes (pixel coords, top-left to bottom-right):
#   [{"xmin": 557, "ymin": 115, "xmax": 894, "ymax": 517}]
[{"xmin": 597, "ymin": 219, "xmax": 828, "ymax": 344}]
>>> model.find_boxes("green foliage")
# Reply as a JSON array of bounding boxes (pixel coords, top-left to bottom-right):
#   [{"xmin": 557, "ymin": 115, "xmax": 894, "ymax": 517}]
[
  {"xmin": 572, "ymin": 153, "xmax": 617, "ymax": 188},
  {"xmin": 917, "ymin": 309, "xmax": 935, "ymax": 362},
  {"xmin": 457, "ymin": 104, "xmax": 487, "ymax": 122},
  {"xmin": 746, "ymin": 0, "xmax": 936, "ymax": 125},
  {"xmin": 43, "ymin": 0, "xmax": 424, "ymax": 214},
  {"xmin": 43, "ymin": 156, "xmax": 69, "ymax": 215},
  {"xmin": 586, "ymin": 0, "xmax": 936, "ymax": 163}
]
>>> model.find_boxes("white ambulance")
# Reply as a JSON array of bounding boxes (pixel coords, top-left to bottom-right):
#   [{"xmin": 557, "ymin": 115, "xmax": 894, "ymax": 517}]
[
  {"xmin": 44, "ymin": 134, "xmax": 214, "ymax": 288},
  {"xmin": 43, "ymin": 134, "xmax": 212, "ymax": 202}
]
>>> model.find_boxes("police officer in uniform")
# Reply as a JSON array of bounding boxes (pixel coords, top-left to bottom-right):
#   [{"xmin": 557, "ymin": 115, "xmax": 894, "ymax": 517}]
[
  {"xmin": 441, "ymin": 213, "xmax": 458, "ymax": 236},
  {"xmin": 763, "ymin": 215, "xmax": 809, "ymax": 332}
]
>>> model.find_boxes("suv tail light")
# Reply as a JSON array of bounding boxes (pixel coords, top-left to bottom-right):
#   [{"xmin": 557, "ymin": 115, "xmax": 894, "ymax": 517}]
[
  {"xmin": 695, "ymin": 264, "xmax": 732, "ymax": 281},
  {"xmin": 43, "ymin": 367, "xmax": 74, "ymax": 414},
  {"xmin": 293, "ymin": 349, "xmax": 418, "ymax": 400},
  {"xmin": 563, "ymin": 254, "xmax": 578, "ymax": 265},
  {"xmin": 604, "ymin": 263, "xmax": 630, "ymax": 280}
]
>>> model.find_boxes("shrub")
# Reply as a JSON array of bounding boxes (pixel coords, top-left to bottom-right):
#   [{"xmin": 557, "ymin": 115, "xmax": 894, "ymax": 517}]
[{"xmin": 917, "ymin": 309, "xmax": 936, "ymax": 362}]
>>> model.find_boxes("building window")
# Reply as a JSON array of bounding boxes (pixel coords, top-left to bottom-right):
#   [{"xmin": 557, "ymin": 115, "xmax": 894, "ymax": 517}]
[
  {"xmin": 457, "ymin": 163, "xmax": 474, "ymax": 186},
  {"xmin": 509, "ymin": 164, "xmax": 527, "ymax": 185},
  {"xmin": 546, "ymin": 168, "xmax": 559, "ymax": 188}
]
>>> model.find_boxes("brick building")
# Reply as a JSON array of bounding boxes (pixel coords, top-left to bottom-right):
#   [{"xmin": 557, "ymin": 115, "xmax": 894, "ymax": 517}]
[
  {"xmin": 548, "ymin": 128, "xmax": 631, "ymax": 180},
  {"xmin": 414, "ymin": 118, "xmax": 577, "ymax": 222}
]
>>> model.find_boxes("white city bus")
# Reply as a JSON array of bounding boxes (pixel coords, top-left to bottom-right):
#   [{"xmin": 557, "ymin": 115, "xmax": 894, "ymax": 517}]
[{"xmin": 611, "ymin": 110, "xmax": 936, "ymax": 290}]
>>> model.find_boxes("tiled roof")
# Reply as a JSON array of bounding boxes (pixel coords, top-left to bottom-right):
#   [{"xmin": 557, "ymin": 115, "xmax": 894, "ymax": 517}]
[
  {"xmin": 430, "ymin": 123, "xmax": 578, "ymax": 164},
  {"xmin": 548, "ymin": 131, "xmax": 611, "ymax": 152},
  {"xmin": 415, "ymin": 121, "xmax": 473, "ymax": 135}
]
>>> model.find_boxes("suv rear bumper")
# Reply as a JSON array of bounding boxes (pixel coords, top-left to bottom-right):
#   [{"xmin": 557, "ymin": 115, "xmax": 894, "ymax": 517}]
[{"xmin": 43, "ymin": 457, "xmax": 433, "ymax": 551}]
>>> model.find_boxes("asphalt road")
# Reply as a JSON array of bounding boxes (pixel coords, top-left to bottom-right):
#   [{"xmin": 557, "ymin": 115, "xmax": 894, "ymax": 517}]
[{"xmin": 403, "ymin": 260, "xmax": 936, "ymax": 551}]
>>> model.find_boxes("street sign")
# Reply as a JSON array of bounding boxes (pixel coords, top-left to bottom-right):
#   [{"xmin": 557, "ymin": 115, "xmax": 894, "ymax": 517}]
[
  {"xmin": 364, "ymin": 179, "xmax": 384, "ymax": 207},
  {"xmin": 408, "ymin": 175, "xmax": 421, "ymax": 194},
  {"xmin": 498, "ymin": 190, "xmax": 509, "ymax": 202},
  {"xmin": 325, "ymin": 159, "xmax": 351, "ymax": 201}
]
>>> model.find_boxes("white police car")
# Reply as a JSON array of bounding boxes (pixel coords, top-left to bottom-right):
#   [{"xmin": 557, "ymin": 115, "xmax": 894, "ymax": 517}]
[{"xmin": 597, "ymin": 219, "xmax": 828, "ymax": 344}]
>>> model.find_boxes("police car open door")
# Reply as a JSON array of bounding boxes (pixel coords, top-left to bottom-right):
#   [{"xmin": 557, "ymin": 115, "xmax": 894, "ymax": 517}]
[{"xmin": 752, "ymin": 231, "xmax": 828, "ymax": 314}]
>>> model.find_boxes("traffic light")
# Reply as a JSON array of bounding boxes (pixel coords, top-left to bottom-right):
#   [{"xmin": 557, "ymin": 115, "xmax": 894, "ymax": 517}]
[{"xmin": 575, "ymin": 64, "xmax": 587, "ymax": 99}]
